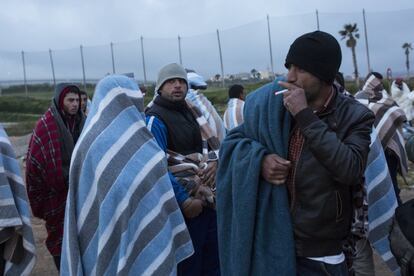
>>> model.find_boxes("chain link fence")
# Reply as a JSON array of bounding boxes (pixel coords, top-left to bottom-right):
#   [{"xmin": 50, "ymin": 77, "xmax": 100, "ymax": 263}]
[{"xmin": 0, "ymin": 9, "xmax": 413, "ymax": 94}]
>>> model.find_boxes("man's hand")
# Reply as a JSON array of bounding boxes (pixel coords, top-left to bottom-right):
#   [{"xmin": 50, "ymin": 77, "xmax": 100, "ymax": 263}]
[
  {"xmin": 200, "ymin": 160, "xmax": 217, "ymax": 187},
  {"xmin": 278, "ymin": 81, "xmax": 308, "ymax": 116},
  {"xmin": 181, "ymin": 198, "xmax": 203, "ymax": 218},
  {"xmin": 261, "ymin": 154, "xmax": 291, "ymax": 185},
  {"xmin": 194, "ymin": 185, "xmax": 215, "ymax": 204}
]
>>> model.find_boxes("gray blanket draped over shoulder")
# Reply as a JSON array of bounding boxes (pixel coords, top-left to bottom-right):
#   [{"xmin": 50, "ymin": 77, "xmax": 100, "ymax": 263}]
[{"xmin": 216, "ymin": 80, "xmax": 296, "ymax": 276}]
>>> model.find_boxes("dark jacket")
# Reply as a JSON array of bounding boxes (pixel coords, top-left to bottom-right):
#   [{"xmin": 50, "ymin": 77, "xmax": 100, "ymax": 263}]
[
  {"xmin": 292, "ymin": 91, "xmax": 375, "ymax": 257},
  {"xmin": 146, "ymin": 96, "xmax": 202, "ymax": 155}
]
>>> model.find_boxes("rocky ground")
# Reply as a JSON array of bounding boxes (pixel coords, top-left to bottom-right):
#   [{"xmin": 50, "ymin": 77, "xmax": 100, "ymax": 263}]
[{"xmin": 9, "ymin": 134, "xmax": 414, "ymax": 275}]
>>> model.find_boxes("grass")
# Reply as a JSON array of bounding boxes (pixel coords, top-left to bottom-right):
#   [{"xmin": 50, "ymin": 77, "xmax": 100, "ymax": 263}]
[
  {"xmin": 0, "ymin": 78, "xmax": 408, "ymax": 136},
  {"xmin": 0, "ymin": 112, "xmax": 41, "ymax": 122},
  {"xmin": 2, "ymin": 81, "xmax": 414, "ymax": 189},
  {"xmin": 0, "ymin": 96, "xmax": 51, "ymax": 114}
]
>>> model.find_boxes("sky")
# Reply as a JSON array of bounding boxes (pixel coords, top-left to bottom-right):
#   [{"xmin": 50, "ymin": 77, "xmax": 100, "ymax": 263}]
[{"xmin": 1, "ymin": 0, "xmax": 414, "ymax": 82}]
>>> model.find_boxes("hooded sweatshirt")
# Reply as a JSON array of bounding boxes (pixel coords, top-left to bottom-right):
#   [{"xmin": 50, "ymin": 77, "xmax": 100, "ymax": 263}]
[{"xmin": 26, "ymin": 83, "xmax": 85, "ymax": 256}]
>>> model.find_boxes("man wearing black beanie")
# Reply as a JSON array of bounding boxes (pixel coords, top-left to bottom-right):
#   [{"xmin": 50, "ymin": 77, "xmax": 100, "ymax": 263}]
[
  {"xmin": 217, "ymin": 31, "xmax": 375, "ymax": 276},
  {"xmin": 275, "ymin": 31, "xmax": 376, "ymax": 275}
]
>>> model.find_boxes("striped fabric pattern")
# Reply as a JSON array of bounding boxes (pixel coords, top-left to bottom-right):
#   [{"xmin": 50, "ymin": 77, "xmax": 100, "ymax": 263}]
[
  {"xmin": 186, "ymin": 100, "xmax": 220, "ymax": 159},
  {"xmin": 0, "ymin": 126, "xmax": 36, "ymax": 276},
  {"xmin": 223, "ymin": 98, "xmax": 244, "ymax": 131},
  {"xmin": 61, "ymin": 75, "xmax": 193, "ymax": 276},
  {"xmin": 186, "ymin": 89, "xmax": 226, "ymax": 142},
  {"xmin": 166, "ymin": 150, "xmax": 215, "ymax": 206},
  {"xmin": 391, "ymin": 80, "xmax": 414, "ymax": 121},
  {"xmin": 365, "ymin": 129, "xmax": 400, "ymax": 274},
  {"xmin": 356, "ymin": 95, "xmax": 408, "ymax": 177}
]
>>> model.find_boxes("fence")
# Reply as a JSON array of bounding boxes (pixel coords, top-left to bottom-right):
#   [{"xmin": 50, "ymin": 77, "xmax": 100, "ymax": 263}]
[{"xmin": 0, "ymin": 9, "xmax": 413, "ymax": 94}]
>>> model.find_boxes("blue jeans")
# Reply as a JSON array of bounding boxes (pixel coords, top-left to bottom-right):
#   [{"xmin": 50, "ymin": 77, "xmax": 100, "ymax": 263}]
[{"xmin": 297, "ymin": 257, "xmax": 348, "ymax": 276}]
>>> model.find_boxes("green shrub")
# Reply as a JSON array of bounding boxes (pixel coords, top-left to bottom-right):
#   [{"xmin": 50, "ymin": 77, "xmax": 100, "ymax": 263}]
[{"xmin": 0, "ymin": 96, "xmax": 50, "ymax": 114}]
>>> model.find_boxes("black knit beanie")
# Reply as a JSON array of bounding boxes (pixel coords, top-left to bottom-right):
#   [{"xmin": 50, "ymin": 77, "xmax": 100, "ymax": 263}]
[{"xmin": 285, "ymin": 31, "xmax": 342, "ymax": 84}]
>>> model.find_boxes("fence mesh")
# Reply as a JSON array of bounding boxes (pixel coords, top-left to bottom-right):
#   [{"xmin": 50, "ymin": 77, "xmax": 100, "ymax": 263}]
[{"xmin": 0, "ymin": 9, "xmax": 413, "ymax": 91}]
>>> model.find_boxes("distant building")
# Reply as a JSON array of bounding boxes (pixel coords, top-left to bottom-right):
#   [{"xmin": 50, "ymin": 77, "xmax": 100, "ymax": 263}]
[
  {"xmin": 232, "ymin": 72, "xmax": 251, "ymax": 80},
  {"xmin": 259, "ymin": 70, "xmax": 273, "ymax": 80}
]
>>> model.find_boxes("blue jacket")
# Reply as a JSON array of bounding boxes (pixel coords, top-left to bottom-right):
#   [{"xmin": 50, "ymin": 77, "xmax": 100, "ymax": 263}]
[{"xmin": 146, "ymin": 115, "xmax": 189, "ymax": 205}]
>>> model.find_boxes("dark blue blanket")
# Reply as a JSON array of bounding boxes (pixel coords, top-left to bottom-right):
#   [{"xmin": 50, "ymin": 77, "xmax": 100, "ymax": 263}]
[{"xmin": 216, "ymin": 80, "xmax": 295, "ymax": 275}]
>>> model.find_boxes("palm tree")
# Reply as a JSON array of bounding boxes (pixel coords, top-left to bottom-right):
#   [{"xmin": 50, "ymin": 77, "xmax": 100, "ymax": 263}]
[
  {"xmin": 339, "ymin": 23, "xmax": 360, "ymax": 87},
  {"xmin": 402, "ymin": 43, "xmax": 413, "ymax": 79}
]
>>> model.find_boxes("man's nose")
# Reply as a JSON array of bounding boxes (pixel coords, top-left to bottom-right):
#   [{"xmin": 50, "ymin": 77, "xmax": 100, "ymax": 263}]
[{"xmin": 287, "ymin": 69, "xmax": 296, "ymax": 83}]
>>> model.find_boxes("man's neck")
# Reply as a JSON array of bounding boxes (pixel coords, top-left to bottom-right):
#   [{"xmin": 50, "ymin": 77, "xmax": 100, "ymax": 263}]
[{"xmin": 308, "ymin": 85, "xmax": 334, "ymax": 112}]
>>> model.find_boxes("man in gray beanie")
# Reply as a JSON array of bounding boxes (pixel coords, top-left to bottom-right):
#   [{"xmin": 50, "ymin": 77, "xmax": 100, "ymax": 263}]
[
  {"xmin": 146, "ymin": 63, "xmax": 220, "ymax": 276},
  {"xmin": 216, "ymin": 31, "xmax": 375, "ymax": 276}
]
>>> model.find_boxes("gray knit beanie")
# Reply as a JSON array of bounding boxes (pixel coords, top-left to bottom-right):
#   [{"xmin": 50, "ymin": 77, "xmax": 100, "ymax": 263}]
[{"xmin": 155, "ymin": 63, "xmax": 188, "ymax": 93}]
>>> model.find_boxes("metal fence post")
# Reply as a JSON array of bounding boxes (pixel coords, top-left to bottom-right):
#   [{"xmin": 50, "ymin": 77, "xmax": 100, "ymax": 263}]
[
  {"xmin": 362, "ymin": 9, "xmax": 371, "ymax": 73},
  {"xmin": 80, "ymin": 45, "xmax": 87, "ymax": 91},
  {"xmin": 49, "ymin": 48, "xmax": 56, "ymax": 89},
  {"xmin": 216, "ymin": 29, "xmax": 225, "ymax": 88},
  {"xmin": 110, "ymin": 42, "xmax": 116, "ymax": 74},
  {"xmin": 140, "ymin": 36, "xmax": 147, "ymax": 84},
  {"xmin": 21, "ymin": 50, "xmax": 28, "ymax": 97},
  {"xmin": 266, "ymin": 15, "xmax": 275, "ymax": 79},
  {"xmin": 178, "ymin": 35, "xmax": 183, "ymax": 65},
  {"xmin": 316, "ymin": 9, "xmax": 320, "ymax": 30}
]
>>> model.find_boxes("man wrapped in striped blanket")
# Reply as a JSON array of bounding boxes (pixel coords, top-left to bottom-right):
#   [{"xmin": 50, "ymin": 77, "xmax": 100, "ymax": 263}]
[
  {"xmin": 60, "ymin": 75, "xmax": 193, "ymax": 276},
  {"xmin": 355, "ymin": 73, "xmax": 408, "ymax": 204},
  {"xmin": 0, "ymin": 126, "xmax": 36, "ymax": 276},
  {"xmin": 344, "ymin": 72, "xmax": 406, "ymax": 275},
  {"xmin": 186, "ymin": 70, "xmax": 226, "ymax": 142}
]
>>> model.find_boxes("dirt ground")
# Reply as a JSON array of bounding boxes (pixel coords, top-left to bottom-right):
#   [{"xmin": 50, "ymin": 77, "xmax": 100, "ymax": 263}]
[{"xmin": 9, "ymin": 134, "xmax": 414, "ymax": 275}]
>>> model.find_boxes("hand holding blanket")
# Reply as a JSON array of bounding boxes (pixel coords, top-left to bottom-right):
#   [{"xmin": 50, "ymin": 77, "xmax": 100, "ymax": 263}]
[{"xmin": 216, "ymin": 80, "xmax": 295, "ymax": 276}]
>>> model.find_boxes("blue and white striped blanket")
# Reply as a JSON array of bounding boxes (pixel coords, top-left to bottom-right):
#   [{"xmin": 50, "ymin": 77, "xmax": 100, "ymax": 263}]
[
  {"xmin": 0, "ymin": 126, "xmax": 36, "ymax": 275},
  {"xmin": 61, "ymin": 75, "xmax": 193, "ymax": 276},
  {"xmin": 366, "ymin": 129, "xmax": 400, "ymax": 274}
]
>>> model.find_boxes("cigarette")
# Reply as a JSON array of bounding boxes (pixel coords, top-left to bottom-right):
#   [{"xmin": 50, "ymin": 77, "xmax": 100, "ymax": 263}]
[{"xmin": 274, "ymin": 89, "xmax": 288, "ymax": 95}]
